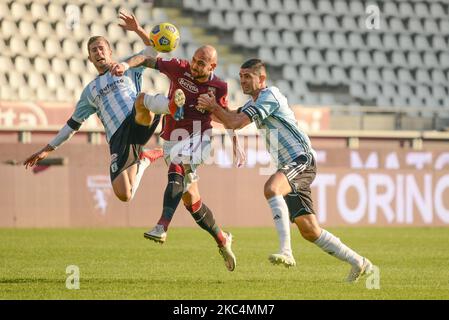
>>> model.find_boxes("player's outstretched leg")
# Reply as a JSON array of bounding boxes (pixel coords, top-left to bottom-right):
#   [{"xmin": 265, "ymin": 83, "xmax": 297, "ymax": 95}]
[
  {"xmin": 144, "ymin": 163, "xmax": 185, "ymax": 244},
  {"xmin": 294, "ymin": 214, "xmax": 373, "ymax": 282},
  {"xmin": 183, "ymin": 183, "xmax": 236, "ymax": 271},
  {"xmin": 110, "ymin": 103, "xmax": 162, "ymax": 202},
  {"xmin": 137, "ymin": 89, "xmax": 185, "ymax": 121}
]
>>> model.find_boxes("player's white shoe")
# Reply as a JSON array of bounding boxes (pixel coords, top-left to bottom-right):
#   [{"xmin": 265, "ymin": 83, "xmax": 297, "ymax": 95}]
[
  {"xmin": 218, "ymin": 232, "xmax": 236, "ymax": 272},
  {"xmin": 268, "ymin": 253, "xmax": 296, "ymax": 268},
  {"xmin": 144, "ymin": 224, "xmax": 167, "ymax": 244},
  {"xmin": 169, "ymin": 89, "xmax": 185, "ymax": 121},
  {"xmin": 346, "ymin": 257, "xmax": 373, "ymax": 283}
]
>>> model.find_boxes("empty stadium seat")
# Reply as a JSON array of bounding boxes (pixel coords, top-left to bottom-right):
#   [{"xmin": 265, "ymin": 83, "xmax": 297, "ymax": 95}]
[
  {"xmin": 325, "ymin": 50, "xmax": 341, "ymax": 66},
  {"xmin": 323, "ymin": 15, "xmax": 339, "ymax": 30},
  {"xmin": 34, "ymin": 57, "xmax": 51, "ymax": 73},
  {"xmin": 251, "ymin": 0, "xmax": 269, "ymax": 13},
  {"xmin": 341, "ymin": 50, "xmax": 357, "ymax": 66},
  {"xmin": 430, "ymin": 69, "xmax": 447, "ymax": 85},
  {"xmin": 381, "ymin": 83, "xmax": 397, "ymax": 98},
  {"xmin": 8, "ymin": 71, "xmax": 27, "ymax": 89},
  {"xmin": 299, "ymin": 0, "xmax": 315, "ymax": 13},
  {"xmin": 398, "ymin": 69, "xmax": 414, "ymax": 84},
  {"xmin": 306, "ymin": 49, "xmax": 323, "ymax": 65},
  {"xmin": 381, "ymin": 68, "xmax": 397, "ymax": 84},
  {"xmin": 10, "ymin": 2, "xmax": 27, "ymax": 21},
  {"xmin": 430, "ymin": 3, "xmax": 446, "ymax": 17},
  {"xmin": 415, "ymin": 2, "xmax": 431, "ymax": 18},
  {"xmin": 1, "ymin": 19, "xmax": 18, "ymax": 38},
  {"xmin": 316, "ymin": 32, "xmax": 332, "ymax": 48},
  {"xmin": 349, "ymin": 68, "xmax": 365, "ymax": 83},
  {"xmin": 283, "ymin": 0, "xmax": 299, "ymax": 12},
  {"xmin": 332, "ymin": 32, "xmax": 348, "ymax": 49},
  {"xmin": 27, "ymin": 72, "xmax": 45, "ymax": 89},
  {"xmin": 241, "ymin": 12, "xmax": 257, "ymax": 28},
  {"xmin": 248, "ymin": 29, "xmax": 266, "ymax": 46},
  {"xmin": 290, "ymin": 48, "xmax": 306, "ymax": 65},
  {"xmin": 330, "ymin": 66, "xmax": 347, "ymax": 84},
  {"xmin": 274, "ymin": 13, "xmax": 291, "ymax": 30},
  {"xmin": 282, "ymin": 31, "xmax": 298, "ymax": 47},
  {"xmin": 373, "ymin": 51, "xmax": 388, "ymax": 67},
  {"xmin": 299, "ymin": 65, "xmax": 315, "ymax": 81},
  {"xmin": 48, "ymin": 3, "xmax": 65, "ymax": 23},
  {"xmin": 0, "ymin": 57, "xmax": 13, "ymax": 73},
  {"xmin": 415, "ymin": 69, "xmax": 432, "ymax": 85},
  {"xmin": 223, "ymin": 11, "xmax": 240, "ymax": 29},
  {"xmin": 27, "ymin": 38, "xmax": 45, "ymax": 57},
  {"xmin": 291, "ymin": 14, "xmax": 307, "ymax": 30},
  {"xmin": 366, "ymin": 68, "xmax": 382, "ymax": 83},
  {"xmin": 10, "ymin": 36, "xmax": 27, "ymax": 56},
  {"xmin": 439, "ymin": 52, "xmax": 449, "ymax": 68},
  {"xmin": 274, "ymin": 48, "xmax": 291, "ymax": 65},
  {"xmin": 233, "ymin": 29, "xmax": 250, "ymax": 47},
  {"xmin": 30, "ymin": 2, "xmax": 47, "ymax": 19},
  {"xmin": 208, "ymin": 10, "xmax": 225, "ymax": 28}
]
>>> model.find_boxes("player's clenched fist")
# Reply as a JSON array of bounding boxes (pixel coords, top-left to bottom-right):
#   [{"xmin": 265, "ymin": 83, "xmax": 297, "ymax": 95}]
[
  {"xmin": 109, "ymin": 62, "xmax": 128, "ymax": 77},
  {"xmin": 197, "ymin": 93, "xmax": 217, "ymax": 113}
]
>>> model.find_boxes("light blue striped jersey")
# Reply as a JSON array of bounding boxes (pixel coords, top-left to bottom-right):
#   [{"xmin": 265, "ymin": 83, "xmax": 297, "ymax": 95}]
[
  {"xmin": 241, "ymin": 86, "xmax": 314, "ymax": 168},
  {"xmin": 72, "ymin": 65, "xmax": 145, "ymax": 142}
]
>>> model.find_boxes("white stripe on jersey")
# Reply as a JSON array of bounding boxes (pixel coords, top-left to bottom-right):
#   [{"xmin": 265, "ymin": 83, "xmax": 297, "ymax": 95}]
[{"xmin": 85, "ymin": 70, "xmax": 141, "ymax": 141}]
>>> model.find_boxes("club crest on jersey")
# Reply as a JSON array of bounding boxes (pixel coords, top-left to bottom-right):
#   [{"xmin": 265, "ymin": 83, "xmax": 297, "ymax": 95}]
[
  {"xmin": 183, "ymin": 72, "xmax": 193, "ymax": 79},
  {"xmin": 178, "ymin": 78, "xmax": 199, "ymax": 93}
]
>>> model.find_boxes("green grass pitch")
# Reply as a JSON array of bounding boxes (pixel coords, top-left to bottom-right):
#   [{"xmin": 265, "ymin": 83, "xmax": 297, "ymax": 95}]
[{"xmin": 0, "ymin": 227, "xmax": 448, "ymax": 300}]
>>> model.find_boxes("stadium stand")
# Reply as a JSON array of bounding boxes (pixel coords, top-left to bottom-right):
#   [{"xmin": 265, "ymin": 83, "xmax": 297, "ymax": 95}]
[{"xmin": 0, "ymin": 0, "xmax": 448, "ymax": 129}]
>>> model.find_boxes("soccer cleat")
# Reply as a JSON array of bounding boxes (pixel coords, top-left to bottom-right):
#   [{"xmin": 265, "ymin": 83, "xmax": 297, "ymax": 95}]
[
  {"xmin": 168, "ymin": 89, "xmax": 185, "ymax": 121},
  {"xmin": 139, "ymin": 148, "xmax": 163, "ymax": 163},
  {"xmin": 346, "ymin": 257, "xmax": 373, "ymax": 283},
  {"xmin": 218, "ymin": 232, "xmax": 236, "ymax": 272},
  {"xmin": 144, "ymin": 224, "xmax": 167, "ymax": 244},
  {"xmin": 268, "ymin": 253, "xmax": 296, "ymax": 268}
]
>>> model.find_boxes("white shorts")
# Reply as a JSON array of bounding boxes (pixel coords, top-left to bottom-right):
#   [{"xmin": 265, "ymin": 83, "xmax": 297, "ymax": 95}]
[{"xmin": 162, "ymin": 133, "xmax": 212, "ymax": 191}]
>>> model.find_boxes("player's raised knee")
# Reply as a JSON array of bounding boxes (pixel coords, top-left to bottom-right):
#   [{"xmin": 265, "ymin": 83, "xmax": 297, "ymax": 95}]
[
  {"xmin": 264, "ymin": 181, "xmax": 280, "ymax": 199},
  {"xmin": 113, "ymin": 189, "xmax": 132, "ymax": 202},
  {"xmin": 135, "ymin": 92, "xmax": 146, "ymax": 108}
]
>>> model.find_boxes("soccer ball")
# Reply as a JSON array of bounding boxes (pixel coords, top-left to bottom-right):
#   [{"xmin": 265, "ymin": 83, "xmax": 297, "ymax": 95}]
[{"xmin": 149, "ymin": 22, "xmax": 180, "ymax": 53}]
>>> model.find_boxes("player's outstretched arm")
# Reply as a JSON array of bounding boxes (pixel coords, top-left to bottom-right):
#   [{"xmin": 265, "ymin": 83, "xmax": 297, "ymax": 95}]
[
  {"xmin": 110, "ymin": 54, "xmax": 157, "ymax": 77},
  {"xmin": 198, "ymin": 94, "xmax": 251, "ymax": 130},
  {"xmin": 24, "ymin": 118, "xmax": 81, "ymax": 169},
  {"xmin": 118, "ymin": 9, "xmax": 151, "ymax": 46}
]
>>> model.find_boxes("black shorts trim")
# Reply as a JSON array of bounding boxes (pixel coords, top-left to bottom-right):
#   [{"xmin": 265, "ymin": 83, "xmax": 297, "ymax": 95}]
[
  {"xmin": 279, "ymin": 153, "xmax": 317, "ymax": 221},
  {"xmin": 108, "ymin": 110, "xmax": 161, "ymax": 182}
]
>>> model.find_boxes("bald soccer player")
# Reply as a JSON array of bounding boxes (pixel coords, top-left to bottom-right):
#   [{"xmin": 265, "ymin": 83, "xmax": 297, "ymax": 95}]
[{"xmin": 113, "ymin": 12, "xmax": 237, "ymax": 271}]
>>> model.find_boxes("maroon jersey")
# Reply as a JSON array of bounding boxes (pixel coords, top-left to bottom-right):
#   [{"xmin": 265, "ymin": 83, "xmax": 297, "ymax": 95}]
[{"xmin": 156, "ymin": 58, "xmax": 228, "ymax": 141}]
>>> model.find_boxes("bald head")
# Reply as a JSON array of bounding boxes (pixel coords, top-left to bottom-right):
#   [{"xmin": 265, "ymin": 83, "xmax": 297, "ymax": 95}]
[
  {"xmin": 194, "ymin": 45, "xmax": 217, "ymax": 64},
  {"xmin": 190, "ymin": 45, "xmax": 218, "ymax": 82}
]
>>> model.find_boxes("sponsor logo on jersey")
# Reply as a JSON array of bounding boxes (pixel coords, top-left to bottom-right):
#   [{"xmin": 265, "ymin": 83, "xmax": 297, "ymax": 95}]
[
  {"xmin": 97, "ymin": 78, "xmax": 125, "ymax": 97},
  {"xmin": 178, "ymin": 78, "xmax": 199, "ymax": 93},
  {"xmin": 110, "ymin": 153, "xmax": 118, "ymax": 162}
]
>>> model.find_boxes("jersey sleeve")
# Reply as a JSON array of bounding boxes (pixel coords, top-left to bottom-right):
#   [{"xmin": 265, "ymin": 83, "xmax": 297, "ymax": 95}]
[
  {"xmin": 71, "ymin": 87, "xmax": 97, "ymax": 126},
  {"xmin": 156, "ymin": 58, "xmax": 188, "ymax": 79},
  {"xmin": 241, "ymin": 90, "xmax": 279, "ymax": 123},
  {"xmin": 124, "ymin": 67, "xmax": 144, "ymax": 93}
]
